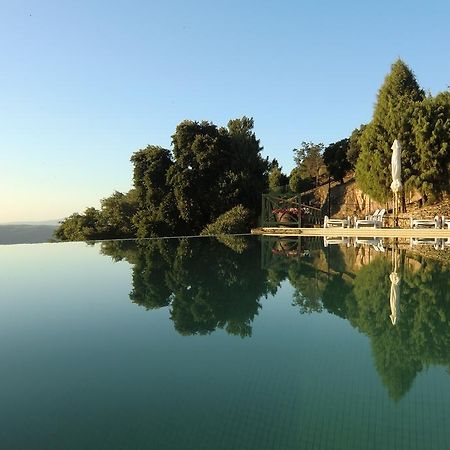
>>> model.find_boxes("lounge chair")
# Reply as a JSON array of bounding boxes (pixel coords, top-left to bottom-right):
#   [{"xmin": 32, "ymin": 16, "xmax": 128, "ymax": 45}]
[
  {"xmin": 410, "ymin": 237, "xmax": 441, "ymax": 250},
  {"xmin": 323, "ymin": 215, "xmax": 351, "ymax": 228},
  {"xmin": 410, "ymin": 216, "xmax": 440, "ymax": 229},
  {"xmin": 440, "ymin": 237, "xmax": 450, "ymax": 249},
  {"xmin": 365, "ymin": 209, "xmax": 380, "ymax": 220},
  {"xmin": 354, "ymin": 236, "xmax": 385, "ymax": 252},
  {"xmin": 441, "ymin": 216, "xmax": 450, "ymax": 229},
  {"xmin": 323, "ymin": 236, "xmax": 350, "ymax": 247},
  {"xmin": 354, "ymin": 209, "xmax": 385, "ymax": 229}
]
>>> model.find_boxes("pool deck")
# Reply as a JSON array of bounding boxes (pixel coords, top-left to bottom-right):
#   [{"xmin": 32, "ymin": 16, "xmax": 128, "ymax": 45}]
[{"xmin": 251, "ymin": 227, "xmax": 450, "ymax": 238}]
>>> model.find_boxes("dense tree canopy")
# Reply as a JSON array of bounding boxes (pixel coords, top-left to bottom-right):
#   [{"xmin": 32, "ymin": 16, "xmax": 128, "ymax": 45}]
[
  {"xmin": 167, "ymin": 117, "xmax": 269, "ymax": 233},
  {"xmin": 410, "ymin": 91, "xmax": 450, "ymax": 201},
  {"xmin": 323, "ymin": 138, "xmax": 350, "ymax": 183},
  {"xmin": 101, "ymin": 237, "xmax": 271, "ymax": 337},
  {"xmin": 268, "ymin": 161, "xmax": 289, "ymax": 192},
  {"xmin": 54, "ymin": 59, "xmax": 449, "ymax": 242},
  {"xmin": 293, "ymin": 142, "xmax": 326, "ymax": 187},
  {"xmin": 347, "ymin": 124, "xmax": 366, "ymax": 168},
  {"xmin": 55, "ymin": 117, "xmax": 269, "ymax": 240},
  {"xmin": 356, "ymin": 59, "xmax": 427, "ymax": 202}
]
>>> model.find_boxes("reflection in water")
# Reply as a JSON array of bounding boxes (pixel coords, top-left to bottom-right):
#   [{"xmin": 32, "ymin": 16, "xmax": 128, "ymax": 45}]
[
  {"xmin": 100, "ymin": 236, "xmax": 450, "ymax": 400},
  {"xmin": 101, "ymin": 237, "xmax": 273, "ymax": 337}
]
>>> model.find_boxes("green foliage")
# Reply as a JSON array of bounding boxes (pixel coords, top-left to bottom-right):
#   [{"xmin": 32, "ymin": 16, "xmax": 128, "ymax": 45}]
[
  {"xmin": 293, "ymin": 141, "xmax": 326, "ymax": 187},
  {"xmin": 167, "ymin": 117, "xmax": 269, "ymax": 233},
  {"xmin": 54, "ymin": 207, "xmax": 105, "ymax": 241},
  {"xmin": 100, "ymin": 237, "xmax": 271, "ymax": 337},
  {"xmin": 409, "ymin": 91, "xmax": 450, "ymax": 201},
  {"xmin": 268, "ymin": 163, "xmax": 289, "ymax": 192},
  {"xmin": 261, "ymin": 238, "xmax": 450, "ymax": 400},
  {"xmin": 356, "ymin": 59, "xmax": 425, "ymax": 201},
  {"xmin": 131, "ymin": 146, "xmax": 173, "ymax": 208},
  {"xmin": 130, "ymin": 145, "xmax": 181, "ymax": 237},
  {"xmin": 355, "ymin": 60, "xmax": 450, "ymax": 203},
  {"xmin": 200, "ymin": 205, "xmax": 251, "ymax": 235},
  {"xmin": 323, "ymin": 138, "xmax": 350, "ymax": 183},
  {"xmin": 347, "ymin": 124, "xmax": 366, "ymax": 168},
  {"xmin": 288, "ymin": 167, "xmax": 313, "ymax": 193},
  {"xmin": 55, "ymin": 116, "xmax": 269, "ymax": 241},
  {"xmin": 54, "ymin": 190, "xmax": 139, "ymax": 241},
  {"xmin": 100, "ymin": 190, "xmax": 138, "ymax": 237}
]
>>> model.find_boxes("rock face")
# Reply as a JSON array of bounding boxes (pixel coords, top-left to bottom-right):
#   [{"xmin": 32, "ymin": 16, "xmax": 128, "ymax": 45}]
[
  {"xmin": 303, "ymin": 176, "xmax": 450, "ymax": 228},
  {"xmin": 302, "ymin": 177, "xmax": 385, "ymax": 218}
]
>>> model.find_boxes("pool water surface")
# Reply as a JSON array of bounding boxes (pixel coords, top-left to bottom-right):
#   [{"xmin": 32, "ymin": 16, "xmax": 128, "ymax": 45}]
[{"xmin": 0, "ymin": 236, "xmax": 449, "ymax": 449}]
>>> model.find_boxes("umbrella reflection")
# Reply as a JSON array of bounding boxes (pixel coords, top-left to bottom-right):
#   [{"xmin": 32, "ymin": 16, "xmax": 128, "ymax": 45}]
[{"xmin": 389, "ymin": 248, "xmax": 401, "ymax": 325}]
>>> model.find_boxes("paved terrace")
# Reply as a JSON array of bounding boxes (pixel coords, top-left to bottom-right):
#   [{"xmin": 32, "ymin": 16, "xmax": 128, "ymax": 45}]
[{"xmin": 251, "ymin": 227, "xmax": 450, "ymax": 238}]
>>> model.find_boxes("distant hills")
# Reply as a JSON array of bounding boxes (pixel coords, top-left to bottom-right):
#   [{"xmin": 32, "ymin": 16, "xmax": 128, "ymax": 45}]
[{"xmin": 0, "ymin": 224, "xmax": 58, "ymax": 245}]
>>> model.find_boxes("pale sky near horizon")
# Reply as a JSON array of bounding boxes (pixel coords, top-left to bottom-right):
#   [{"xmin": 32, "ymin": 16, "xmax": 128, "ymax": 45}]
[{"xmin": 1, "ymin": 0, "xmax": 449, "ymax": 222}]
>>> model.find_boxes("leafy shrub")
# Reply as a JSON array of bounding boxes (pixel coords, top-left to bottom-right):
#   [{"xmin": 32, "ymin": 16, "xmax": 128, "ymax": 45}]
[{"xmin": 200, "ymin": 205, "xmax": 251, "ymax": 235}]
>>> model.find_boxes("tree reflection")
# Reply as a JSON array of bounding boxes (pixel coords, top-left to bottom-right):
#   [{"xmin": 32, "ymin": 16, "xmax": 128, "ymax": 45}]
[
  {"xmin": 101, "ymin": 236, "xmax": 271, "ymax": 337},
  {"xmin": 101, "ymin": 235, "xmax": 450, "ymax": 400},
  {"xmin": 266, "ymin": 237, "xmax": 450, "ymax": 400}
]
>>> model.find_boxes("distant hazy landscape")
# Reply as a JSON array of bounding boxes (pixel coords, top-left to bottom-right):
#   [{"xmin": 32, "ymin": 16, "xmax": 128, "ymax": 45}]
[{"xmin": 0, "ymin": 224, "xmax": 57, "ymax": 245}]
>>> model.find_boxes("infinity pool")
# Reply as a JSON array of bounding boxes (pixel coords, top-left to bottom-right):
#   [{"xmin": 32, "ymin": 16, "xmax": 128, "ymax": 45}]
[{"xmin": 0, "ymin": 236, "xmax": 449, "ymax": 449}]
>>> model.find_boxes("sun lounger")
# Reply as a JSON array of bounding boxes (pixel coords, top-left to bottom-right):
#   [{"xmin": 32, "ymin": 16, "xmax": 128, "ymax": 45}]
[
  {"xmin": 410, "ymin": 237, "xmax": 441, "ymax": 250},
  {"xmin": 323, "ymin": 216, "xmax": 351, "ymax": 228},
  {"xmin": 440, "ymin": 238, "xmax": 450, "ymax": 249},
  {"xmin": 365, "ymin": 209, "xmax": 380, "ymax": 220},
  {"xmin": 323, "ymin": 236, "xmax": 350, "ymax": 247},
  {"xmin": 441, "ymin": 216, "xmax": 450, "ymax": 229},
  {"xmin": 354, "ymin": 236, "xmax": 385, "ymax": 252},
  {"xmin": 410, "ymin": 216, "xmax": 440, "ymax": 229},
  {"xmin": 354, "ymin": 209, "xmax": 385, "ymax": 229}
]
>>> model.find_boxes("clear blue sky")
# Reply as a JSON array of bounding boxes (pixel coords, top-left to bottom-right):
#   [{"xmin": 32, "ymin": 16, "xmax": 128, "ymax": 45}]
[{"xmin": 1, "ymin": 0, "xmax": 449, "ymax": 222}]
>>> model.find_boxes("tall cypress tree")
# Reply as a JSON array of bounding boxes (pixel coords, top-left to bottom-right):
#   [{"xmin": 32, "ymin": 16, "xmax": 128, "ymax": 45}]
[
  {"xmin": 356, "ymin": 59, "xmax": 424, "ymax": 202},
  {"xmin": 410, "ymin": 91, "xmax": 450, "ymax": 202}
]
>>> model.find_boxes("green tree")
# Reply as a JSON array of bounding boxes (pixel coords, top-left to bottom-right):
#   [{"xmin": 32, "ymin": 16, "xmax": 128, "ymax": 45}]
[
  {"xmin": 293, "ymin": 142, "xmax": 326, "ymax": 187},
  {"xmin": 167, "ymin": 120, "xmax": 232, "ymax": 232},
  {"xmin": 167, "ymin": 117, "xmax": 269, "ymax": 233},
  {"xmin": 225, "ymin": 117, "xmax": 270, "ymax": 213},
  {"xmin": 56, "ymin": 117, "xmax": 269, "ymax": 241},
  {"xmin": 201, "ymin": 204, "xmax": 251, "ymax": 235},
  {"xmin": 100, "ymin": 190, "xmax": 138, "ymax": 238},
  {"xmin": 100, "ymin": 236, "xmax": 271, "ymax": 338},
  {"xmin": 410, "ymin": 91, "xmax": 450, "ymax": 202},
  {"xmin": 288, "ymin": 166, "xmax": 313, "ymax": 193},
  {"xmin": 347, "ymin": 124, "xmax": 366, "ymax": 168},
  {"xmin": 356, "ymin": 59, "xmax": 425, "ymax": 202},
  {"xmin": 130, "ymin": 145, "xmax": 180, "ymax": 237},
  {"xmin": 268, "ymin": 162, "xmax": 289, "ymax": 192},
  {"xmin": 323, "ymin": 138, "xmax": 350, "ymax": 183},
  {"xmin": 54, "ymin": 207, "xmax": 105, "ymax": 241}
]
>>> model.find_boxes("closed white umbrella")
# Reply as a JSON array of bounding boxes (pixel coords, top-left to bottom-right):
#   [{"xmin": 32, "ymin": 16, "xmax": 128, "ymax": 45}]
[
  {"xmin": 390, "ymin": 140, "xmax": 402, "ymax": 226},
  {"xmin": 389, "ymin": 271, "xmax": 400, "ymax": 325}
]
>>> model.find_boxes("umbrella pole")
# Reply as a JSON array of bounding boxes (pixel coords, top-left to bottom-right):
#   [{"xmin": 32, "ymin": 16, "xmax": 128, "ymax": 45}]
[{"xmin": 394, "ymin": 192, "xmax": 398, "ymax": 227}]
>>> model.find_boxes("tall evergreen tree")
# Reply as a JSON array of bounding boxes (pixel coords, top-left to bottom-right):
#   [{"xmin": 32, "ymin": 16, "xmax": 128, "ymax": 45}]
[
  {"xmin": 268, "ymin": 161, "xmax": 288, "ymax": 192},
  {"xmin": 410, "ymin": 91, "xmax": 450, "ymax": 202},
  {"xmin": 356, "ymin": 59, "xmax": 425, "ymax": 202}
]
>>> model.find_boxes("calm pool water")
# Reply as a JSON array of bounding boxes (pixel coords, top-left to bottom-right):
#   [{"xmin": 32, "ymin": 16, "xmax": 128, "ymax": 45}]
[{"xmin": 0, "ymin": 236, "xmax": 449, "ymax": 450}]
